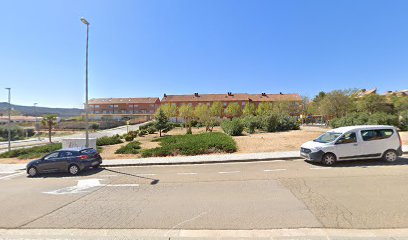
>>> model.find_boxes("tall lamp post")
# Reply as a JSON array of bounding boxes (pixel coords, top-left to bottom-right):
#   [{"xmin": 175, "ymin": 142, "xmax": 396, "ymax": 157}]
[
  {"xmin": 34, "ymin": 103, "xmax": 40, "ymax": 141},
  {"xmin": 5, "ymin": 88, "xmax": 11, "ymax": 152},
  {"xmin": 81, "ymin": 17, "xmax": 90, "ymax": 148}
]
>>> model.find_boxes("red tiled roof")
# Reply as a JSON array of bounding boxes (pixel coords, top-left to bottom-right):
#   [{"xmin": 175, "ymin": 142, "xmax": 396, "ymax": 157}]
[
  {"xmin": 89, "ymin": 98, "xmax": 160, "ymax": 105},
  {"xmin": 161, "ymin": 93, "xmax": 302, "ymax": 103}
]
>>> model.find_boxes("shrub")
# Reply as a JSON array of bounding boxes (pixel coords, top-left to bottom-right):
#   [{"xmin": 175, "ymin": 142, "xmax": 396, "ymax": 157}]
[
  {"xmin": 141, "ymin": 132, "xmax": 237, "ymax": 157},
  {"xmin": 115, "ymin": 141, "xmax": 141, "ymax": 154},
  {"xmin": 276, "ymin": 115, "xmax": 300, "ymax": 131},
  {"xmin": 139, "ymin": 129, "xmax": 148, "ymax": 136},
  {"xmin": 139, "ymin": 122, "xmax": 155, "ymax": 131},
  {"xmin": 147, "ymin": 126, "xmax": 156, "ymax": 134},
  {"xmin": 128, "ymin": 130, "xmax": 139, "ymax": 138},
  {"xmin": 399, "ymin": 110, "xmax": 408, "ymax": 131},
  {"xmin": 330, "ymin": 112, "xmax": 399, "ymax": 128},
  {"xmin": 124, "ymin": 134, "xmax": 134, "ymax": 142},
  {"xmin": 0, "ymin": 143, "xmax": 62, "ymax": 159},
  {"xmin": 0, "ymin": 126, "xmax": 35, "ymax": 141},
  {"xmin": 96, "ymin": 135, "xmax": 123, "ymax": 146},
  {"xmin": 221, "ymin": 119, "xmax": 244, "ymax": 136},
  {"xmin": 241, "ymin": 115, "xmax": 259, "ymax": 134},
  {"xmin": 258, "ymin": 113, "xmax": 279, "ymax": 132}
]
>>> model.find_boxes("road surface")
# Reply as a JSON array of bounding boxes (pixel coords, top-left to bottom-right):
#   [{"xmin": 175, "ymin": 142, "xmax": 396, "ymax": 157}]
[{"xmin": 1, "ymin": 155, "xmax": 408, "ymax": 235}]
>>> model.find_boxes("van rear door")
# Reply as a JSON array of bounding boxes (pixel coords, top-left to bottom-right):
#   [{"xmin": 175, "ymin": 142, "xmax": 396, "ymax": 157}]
[{"xmin": 358, "ymin": 129, "xmax": 395, "ymax": 158}]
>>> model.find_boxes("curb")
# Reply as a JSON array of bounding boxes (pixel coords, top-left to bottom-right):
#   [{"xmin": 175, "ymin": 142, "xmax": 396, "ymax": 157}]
[
  {"xmin": 100, "ymin": 150, "xmax": 408, "ymax": 168},
  {"xmin": 100, "ymin": 156, "xmax": 302, "ymax": 167}
]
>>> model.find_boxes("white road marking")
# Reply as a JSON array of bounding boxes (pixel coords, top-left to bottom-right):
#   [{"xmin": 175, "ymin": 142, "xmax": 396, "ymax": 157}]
[
  {"xmin": 177, "ymin": 172, "xmax": 197, "ymax": 175},
  {"xmin": 106, "ymin": 184, "xmax": 139, "ymax": 187},
  {"xmin": 0, "ymin": 172, "xmax": 25, "ymax": 180},
  {"xmin": 218, "ymin": 171, "xmax": 240, "ymax": 174},
  {"xmin": 43, "ymin": 179, "xmax": 104, "ymax": 195},
  {"xmin": 263, "ymin": 168, "xmax": 287, "ymax": 172},
  {"xmin": 137, "ymin": 173, "xmax": 157, "ymax": 176},
  {"xmin": 310, "ymin": 167, "xmax": 332, "ymax": 170}
]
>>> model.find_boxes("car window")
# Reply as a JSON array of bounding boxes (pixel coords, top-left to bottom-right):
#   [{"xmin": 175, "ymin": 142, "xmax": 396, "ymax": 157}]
[
  {"xmin": 361, "ymin": 129, "xmax": 394, "ymax": 141},
  {"xmin": 43, "ymin": 152, "xmax": 59, "ymax": 160},
  {"xmin": 336, "ymin": 132, "xmax": 356, "ymax": 144},
  {"xmin": 80, "ymin": 149, "xmax": 97, "ymax": 155},
  {"xmin": 59, "ymin": 151, "xmax": 74, "ymax": 158}
]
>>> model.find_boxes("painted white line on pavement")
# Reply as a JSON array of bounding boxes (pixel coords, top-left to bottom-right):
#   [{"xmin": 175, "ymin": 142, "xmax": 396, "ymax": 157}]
[
  {"xmin": 310, "ymin": 167, "xmax": 332, "ymax": 170},
  {"xmin": 0, "ymin": 172, "xmax": 25, "ymax": 180},
  {"xmin": 137, "ymin": 173, "xmax": 157, "ymax": 176},
  {"xmin": 106, "ymin": 184, "xmax": 139, "ymax": 187},
  {"xmin": 177, "ymin": 172, "xmax": 198, "ymax": 175},
  {"xmin": 43, "ymin": 179, "xmax": 104, "ymax": 195},
  {"xmin": 263, "ymin": 168, "xmax": 287, "ymax": 172},
  {"xmin": 218, "ymin": 171, "xmax": 240, "ymax": 174}
]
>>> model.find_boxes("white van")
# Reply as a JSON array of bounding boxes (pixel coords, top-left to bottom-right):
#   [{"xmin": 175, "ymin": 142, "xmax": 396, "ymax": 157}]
[{"xmin": 300, "ymin": 125, "xmax": 403, "ymax": 165}]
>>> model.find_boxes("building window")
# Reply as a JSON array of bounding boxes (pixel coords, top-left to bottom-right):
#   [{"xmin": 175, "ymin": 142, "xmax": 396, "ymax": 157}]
[
  {"xmin": 94, "ymin": 105, "xmax": 100, "ymax": 108},
  {"xmin": 114, "ymin": 105, "xmax": 118, "ymax": 108},
  {"xmin": 94, "ymin": 111, "xmax": 100, "ymax": 114},
  {"xmin": 122, "ymin": 110, "xmax": 126, "ymax": 114}
]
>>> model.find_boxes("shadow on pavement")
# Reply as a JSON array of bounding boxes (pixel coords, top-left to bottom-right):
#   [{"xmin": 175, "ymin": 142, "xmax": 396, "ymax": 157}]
[
  {"xmin": 306, "ymin": 156, "xmax": 408, "ymax": 168},
  {"xmin": 104, "ymin": 168, "xmax": 160, "ymax": 185}
]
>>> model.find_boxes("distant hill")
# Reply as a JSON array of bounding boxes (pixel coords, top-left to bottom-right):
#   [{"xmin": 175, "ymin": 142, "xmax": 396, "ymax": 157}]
[{"xmin": 0, "ymin": 102, "xmax": 84, "ymax": 118}]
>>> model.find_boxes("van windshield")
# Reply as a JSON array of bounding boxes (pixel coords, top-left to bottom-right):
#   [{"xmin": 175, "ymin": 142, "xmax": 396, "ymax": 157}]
[{"xmin": 314, "ymin": 132, "xmax": 342, "ymax": 143}]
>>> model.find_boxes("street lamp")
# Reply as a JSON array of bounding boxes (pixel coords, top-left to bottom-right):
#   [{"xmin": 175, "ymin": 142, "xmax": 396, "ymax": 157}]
[
  {"xmin": 80, "ymin": 17, "xmax": 90, "ymax": 148},
  {"xmin": 5, "ymin": 88, "xmax": 11, "ymax": 152},
  {"xmin": 34, "ymin": 103, "xmax": 40, "ymax": 141}
]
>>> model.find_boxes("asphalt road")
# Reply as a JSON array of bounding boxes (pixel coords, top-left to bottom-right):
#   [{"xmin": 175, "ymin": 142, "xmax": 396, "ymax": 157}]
[{"xmin": 1, "ymin": 155, "xmax": 408, "ymax": 233}]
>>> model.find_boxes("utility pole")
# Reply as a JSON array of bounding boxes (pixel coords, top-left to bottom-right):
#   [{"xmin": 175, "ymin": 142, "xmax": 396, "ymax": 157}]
[
  {"xmin": 81, "ymin": 17, "xmax": 90, "ymax": 148},
  {"xmin": 5, "ymin": 88, "xmax": 11, "ymax": 152}
]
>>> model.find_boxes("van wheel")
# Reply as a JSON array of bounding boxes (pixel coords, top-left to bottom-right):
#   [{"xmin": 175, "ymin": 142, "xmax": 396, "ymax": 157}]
[
  {"xmin": 383, "ymin": 150, "xmax": 398, "ymax": 162},
  {"xmin": 68, "ymin": 165, "xmax": 80, "ymax": 175},
  {"xmin": 321, "ymin": 153, "xmax": 336, "ymax": 166}
]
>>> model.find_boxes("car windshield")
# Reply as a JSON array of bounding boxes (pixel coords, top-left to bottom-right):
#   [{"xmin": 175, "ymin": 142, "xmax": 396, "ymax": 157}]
[{"xmin": 314, "ymin": 132, "xmax": 342, "ymax": 143}]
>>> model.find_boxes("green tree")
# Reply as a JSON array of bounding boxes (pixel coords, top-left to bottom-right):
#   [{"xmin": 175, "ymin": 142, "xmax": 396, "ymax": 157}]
[
  {"xmin": 256, "ymin": 102, "xmax": 273, "ymax": 115},
  {"xmin": 194, "ymin": 104, "xmax": 211, "ymax": 131},
  {"xmin": 319, "ymin": 90, "xmax": 354, "ymax": 118},
  {"xmin": 225, "ymin": 102, "xmax": 242, "ymax": 120},
  {"xmin": 41, "ymin": 114, "xmax": 57, "ymax": 143},
  {"xmin": 154, "ymin": 109, "xmax": 169, "ymax": 137},
  {"xmin": 391, "ymin": 96, "xmax": 408, "ymax": 113},
  {"xmin": 356, "ymin": 94, "xmax": 392, "ymax": 114},
  {"xmin": 209, "ymin": 102, "xmax": 224, "ymax": 118},
  {"xmin": 178, "ymin": 104, "xmax": 195, "ymax": 134},
  {"xmin": 242, "ymin": 102, "xmax": 256, "ymax": 116},
  {"xmin": 159, "ymin": 104, "xmax": 177, "ymax": 119}
]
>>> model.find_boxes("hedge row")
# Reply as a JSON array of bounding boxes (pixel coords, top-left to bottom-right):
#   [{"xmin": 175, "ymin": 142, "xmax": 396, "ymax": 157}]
[{"xmin": 141, "ymin": 132, "xmax": 237, "ymax": 157}]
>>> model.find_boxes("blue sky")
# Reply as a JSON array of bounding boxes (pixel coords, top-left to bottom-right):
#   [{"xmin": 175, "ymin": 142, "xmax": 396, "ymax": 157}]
[{"xmin": 1, "ymin": 0, "xmax": 408, "ymax": 108}]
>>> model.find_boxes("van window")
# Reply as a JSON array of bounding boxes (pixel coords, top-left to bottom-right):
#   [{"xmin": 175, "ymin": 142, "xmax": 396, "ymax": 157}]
[
  {"xmin": 336, "ymin": 132, "xmax": 357, "ymax": 144},
  {"xmin": 361, "ymin": 129, "xmax": 394, "ymax": 141},
  {"xmin": 314, "ymin": 132, "xmax": 342, "ymax": 143}
]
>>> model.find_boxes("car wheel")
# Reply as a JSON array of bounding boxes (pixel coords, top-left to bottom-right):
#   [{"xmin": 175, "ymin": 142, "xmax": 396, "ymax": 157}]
[
  {"xmin": 68, "ymin": 165, "xmax": 80, "ymax": 175},
  {"xmin": 27, "ymin": 167, "xmax": 38, "ymax": 177},
  {"xmin": 383, "ymin": 150, "xmax": 398, "ymax": 162},
  {"xmin": 322, "ymin": 153, "xmax": 336, "ymax": 166}
]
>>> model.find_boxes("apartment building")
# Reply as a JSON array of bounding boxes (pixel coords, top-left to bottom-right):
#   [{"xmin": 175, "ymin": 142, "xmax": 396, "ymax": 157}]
[
  {"xmin": 161, "ymin": 92, "xmax": 302, "ymax": 114},
  {"xmin": 88, "ymin": 97, "xmax": 160, "ymax": 121}
]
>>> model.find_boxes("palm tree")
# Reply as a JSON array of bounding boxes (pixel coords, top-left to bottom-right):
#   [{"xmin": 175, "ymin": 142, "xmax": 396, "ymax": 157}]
[{"xmin": 41, "ymin": 114, "xmax": 57, "ymax": 143}]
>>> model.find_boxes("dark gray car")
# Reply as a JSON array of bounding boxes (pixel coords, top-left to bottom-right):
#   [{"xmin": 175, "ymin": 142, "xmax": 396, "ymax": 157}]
[{"xmin": 26, "ymin": 148, "xmax": 102, "ymax": 177}]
